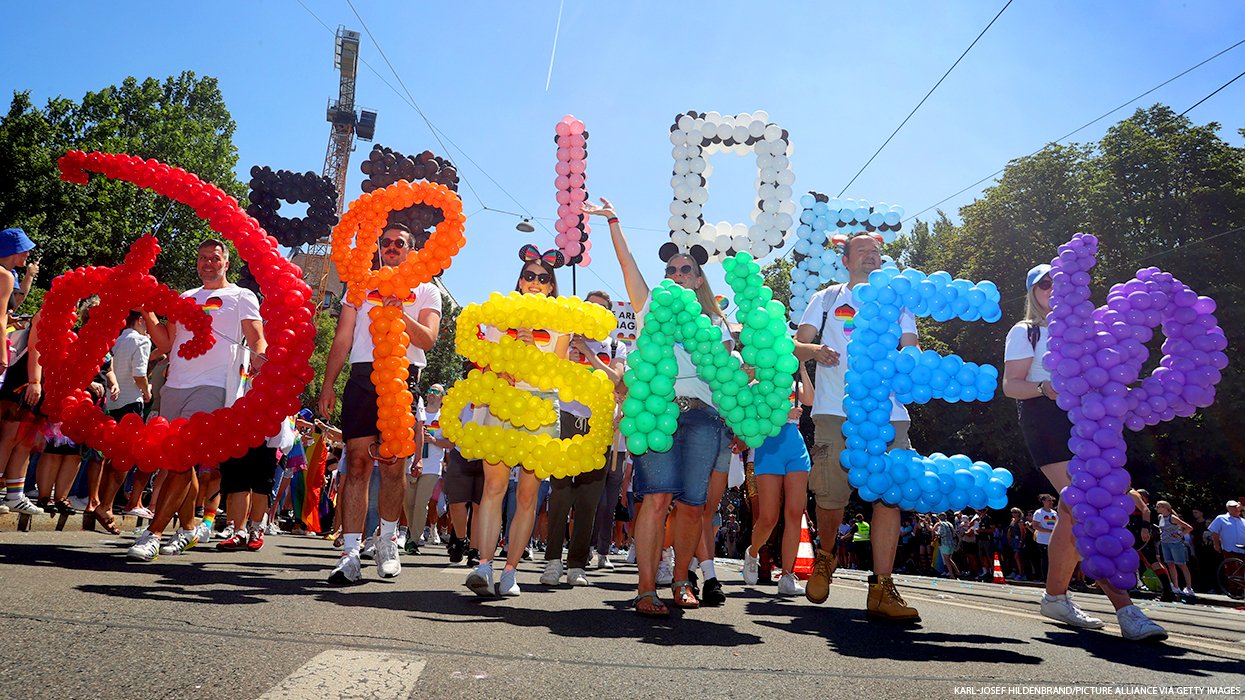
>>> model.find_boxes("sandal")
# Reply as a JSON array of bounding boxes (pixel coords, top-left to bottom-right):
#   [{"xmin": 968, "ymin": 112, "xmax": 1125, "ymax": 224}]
[
  {"xmin": 671, "ymin": 580, "xmax": 700, "ymax": 609},
  {"xmin": 90, "ymin": 508, "xmax": 122, "ymax": 535},
  {"xmin": 631, "ymin": 591, "xmax": 670, "ymax": 618}
]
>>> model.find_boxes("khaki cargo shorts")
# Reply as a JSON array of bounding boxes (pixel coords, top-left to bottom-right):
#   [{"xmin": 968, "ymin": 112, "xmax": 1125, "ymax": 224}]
[{"xmin": 809, "ymin": 414, "xmax": 911, "ymax": 510}]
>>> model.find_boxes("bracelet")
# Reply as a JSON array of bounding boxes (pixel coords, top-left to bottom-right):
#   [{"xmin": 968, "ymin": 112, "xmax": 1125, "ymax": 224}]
[
  {"xmin": 1037, "ymin": 381, "xmax": 1047, "ymax": 399},
  {"xmin": 606, "ymin": 217, "xmax": 619, "ymax": 226}
]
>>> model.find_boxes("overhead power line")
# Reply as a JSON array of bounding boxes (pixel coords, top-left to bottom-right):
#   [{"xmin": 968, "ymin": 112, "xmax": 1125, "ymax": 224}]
[
  {"xmin": 904, "ymin": 36, "xmax": 1245, "ymax": 223},
  {"xmin": 836, "ymin": 0, "xmax": 1013, "ymax": 197},
  {"xmin": 1180, "ymin": 68, "xmax": 1245, "ymax": 116}
]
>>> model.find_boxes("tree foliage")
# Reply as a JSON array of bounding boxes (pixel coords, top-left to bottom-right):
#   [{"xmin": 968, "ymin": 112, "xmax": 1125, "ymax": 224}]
[
  {"xmin": 0, "ymin": 72, "xmax": 244, "ymax": 291},
  {"xmin": 894, "ymin": 105, "xmax": 1245, "ymax": 513}
]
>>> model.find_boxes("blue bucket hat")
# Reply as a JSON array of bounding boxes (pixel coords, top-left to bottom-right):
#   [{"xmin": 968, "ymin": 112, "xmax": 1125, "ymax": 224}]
[
  {"xmin": 1026, "ymin": 263, "xmax": 1052, "ymax": 291},
  {"xmin": 0, "ymin": 228, "xmax": 35, "ymax": 258}
]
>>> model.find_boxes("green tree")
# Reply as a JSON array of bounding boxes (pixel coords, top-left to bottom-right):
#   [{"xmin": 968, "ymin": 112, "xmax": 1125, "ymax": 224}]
[
  {"xmin": 0, "ymin": 72, "xmax": 244, "ymax": 291},
  {"xmin": 420, "ymin": 294, "xmax": 464, "ymax": 392}
]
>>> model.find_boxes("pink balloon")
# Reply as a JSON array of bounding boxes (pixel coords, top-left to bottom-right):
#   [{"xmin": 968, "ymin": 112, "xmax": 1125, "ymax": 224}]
[
  {"xmin": 556, "ymin": 147, "xmax": 570, "ymax": 161},
  {"xmin": 555, "ymin": 162, "xmax": 571, "ymax": 176},
  {"xmin": 556, "ymin": 190, "xmax": 571, "ymax": 205},
  {"xmin": 568, "ymin": 173, "xmax": 585, "ymax": 188},
  {"xmin": 569, "ymin": 147, "xmax": 585, "ymax": 160},
  {"xmin": 565, "ymin": 241, "xmax": 583, "ymax": 257},
  {"xmin": 568, "ymin": 160, "xmax": 585, "ymax": 175},
  {"xmin": 555, "ymin": 121, "xmax": 572, "ymax": 136},
  {"xmin": 555, "ymin": 175, "xmax": 570, "ymax": 189},
  {"xmin": 569, "ymin": 120, "xmax": 584, "ymax": 135},
  {"xmin": 568, "ymin": 189, "xmax": 586, "ymax": 203},
  {"xmin": 579, "ymin": 254, "xmax": 591, "ymax": 266}
]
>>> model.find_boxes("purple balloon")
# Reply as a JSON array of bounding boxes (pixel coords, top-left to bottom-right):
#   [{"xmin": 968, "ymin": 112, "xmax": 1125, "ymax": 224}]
[{"xmin": 1045, "ymin": 233, "xmax": 1228, "ymax": 590}]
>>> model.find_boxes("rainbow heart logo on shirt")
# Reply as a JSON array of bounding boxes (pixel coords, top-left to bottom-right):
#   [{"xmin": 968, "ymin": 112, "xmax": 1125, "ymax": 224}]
[
  {"xmin": 201, "ymin": 296, "xmax": 224, "ymax": 314},
  {"xmin": 834, "ymin": 304, "xmax": 856, "ymax": 336}
]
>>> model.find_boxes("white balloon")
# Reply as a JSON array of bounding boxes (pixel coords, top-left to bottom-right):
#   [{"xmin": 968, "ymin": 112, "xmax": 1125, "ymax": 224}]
[
  {"xmin": 705, "ymin": 111, "xmax": 721, "ymax": 123},
  {"xmin": 673, "ymin": 145, "xmax": 688, "ymax": 160},
  {"xmin": 689, "ymin": 157, "xmax": 706, "ymax": 174},
  {"xmin": 748, "ymin": 120, "xmax": 765, "ymax": 138},
  {"xmin": 673, "ymin": 160, "xmax": 690, "ymax": 175},
  {"xmin": 753, "ymin": 110, "xmax": 769, "ymax": 124},
  {"xmin": 733, "ymin": 125, "xmax": 750, "ymax": 143},
  {"xmin": 762, "ymin": 124, "xmax": 781, "ymax": 141},
  {"xmin": 690, "ymin": 188, "xmax": 709, "ymax": 205},
  {"xmin": 677, "ymin": 114, "xmax": 695, "ymax": 131}
]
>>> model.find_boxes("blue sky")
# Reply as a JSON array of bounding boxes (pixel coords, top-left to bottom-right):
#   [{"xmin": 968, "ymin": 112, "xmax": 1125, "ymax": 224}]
[{"xmin": 4, "ymin": 1, "xmax": 1244, "ymax": 308}]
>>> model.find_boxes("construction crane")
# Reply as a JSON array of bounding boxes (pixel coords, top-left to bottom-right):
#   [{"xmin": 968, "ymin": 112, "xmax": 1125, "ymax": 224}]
[{"xmin": 302, "ymin": 26, "xmax": 377, "ymax": 308}]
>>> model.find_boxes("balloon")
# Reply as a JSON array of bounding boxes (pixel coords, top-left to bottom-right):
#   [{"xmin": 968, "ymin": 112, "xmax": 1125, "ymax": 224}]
[
  {"xmin": 246, "ymin": 165, "xmax": 339, "ymax": 247},
  {"xmin": 665, "ymin": 111, "xmax": 793, "ymax": 262},
  {"xmin": 1046, "ymin": 232, "xmax": 1226, "ymax": 589},
  {"xmin": 332, "ymin": 179, "xmax": 467, "ymax": 458},
  {"xmin": 787, "ymin": 192, "xmax": 905, "ymax": 329},
  {"xmin": 840, "ymin": 266, "xmax": 1011, "ymax": 512},
  {"xmin": 554, "ymin": 115, "xmax": 591, "ymax": 267},
  {"xmin": 42, "ymin": 150, "xmax": 315, "ymax": 474},
  {"xmin": 440, "ymin": 293, "xmax": 617, "ymax": 478},
  {"xmin": 359, "ymin": 145, "xmax": 461, "ymax": 246},
  {"xmin": 621, "ymin": 252, "xmax": 793, "ymax": 451}
]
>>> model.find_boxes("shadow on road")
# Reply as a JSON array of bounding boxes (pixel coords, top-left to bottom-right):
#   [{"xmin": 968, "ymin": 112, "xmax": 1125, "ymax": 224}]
[
  {"xmin": 744, "ymin": 596, "xmax": 1045, "ymax": 665},
  {"xmin": 326, "ymin": 588, "xmax": 766, "ymax": 647},
  {"xmin": 1036, "ymin": 631, "xmax": 1242, "ymax": 677}
]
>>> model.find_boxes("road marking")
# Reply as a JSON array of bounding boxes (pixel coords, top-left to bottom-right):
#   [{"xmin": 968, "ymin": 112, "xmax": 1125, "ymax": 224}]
[{"xmin": 258, "ymin": 649, "xmax": 426, "ymax": 699}]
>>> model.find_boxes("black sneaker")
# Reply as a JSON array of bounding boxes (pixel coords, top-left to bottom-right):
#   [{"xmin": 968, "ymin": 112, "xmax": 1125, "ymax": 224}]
[
  {"xmin": 194, "ymin": 506, "xmax": 205, "ymax": 519},
  {"xmin": 688, "ymin": 570, "xmax": 701, "ymax": 598},
  {"xmin": 522, "ymin": 547, "xmax": 532, "ymax": 561},
  {"xmin": 466, "ymin": 548, "xmax": 481, "ymax": 567},
  {"xmin": 447, "ymin": 536, "xmax": 465, "ymax": 564},
  {"xmin": 701, "ymin": 577, "xmax": 726, "ymax": 606}
]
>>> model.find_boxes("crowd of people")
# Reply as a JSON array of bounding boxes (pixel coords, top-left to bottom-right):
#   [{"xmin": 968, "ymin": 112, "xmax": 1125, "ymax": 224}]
[{"xmin": 2, "ymin": 213, "xmax": 1243, "ymax": 645}]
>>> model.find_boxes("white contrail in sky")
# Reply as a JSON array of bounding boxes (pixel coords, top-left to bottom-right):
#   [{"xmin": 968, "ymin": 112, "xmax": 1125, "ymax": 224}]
[{"xmin": 545, "ymin": 0, "xmax": 565, "ymax": 92}]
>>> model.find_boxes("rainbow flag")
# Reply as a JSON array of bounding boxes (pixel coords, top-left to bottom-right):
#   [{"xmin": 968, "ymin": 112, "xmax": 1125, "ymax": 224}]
[{"xmin": 291, "ymin": 433, "xmax": 328, "ymax": 533}]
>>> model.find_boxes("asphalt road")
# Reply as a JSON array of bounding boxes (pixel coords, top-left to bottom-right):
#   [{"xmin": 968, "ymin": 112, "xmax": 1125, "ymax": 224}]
[{"xmin": 1, "ymin": 526, "xmax": 1242, "ymax": 699}]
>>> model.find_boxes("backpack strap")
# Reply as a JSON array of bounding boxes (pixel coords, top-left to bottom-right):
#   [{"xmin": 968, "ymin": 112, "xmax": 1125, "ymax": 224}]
[
  {"xmin": 1026, "ymin": 322, "xmax": 1040, "ymax": 350},
  {"xmin": 811, "ymin": 284, "xmax": 845, "ymax": 347}
]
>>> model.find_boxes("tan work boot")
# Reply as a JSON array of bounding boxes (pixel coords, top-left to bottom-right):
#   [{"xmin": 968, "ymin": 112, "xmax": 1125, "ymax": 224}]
[
  {"xmin": 867, "ymin": 574, "xmax": 920, "ymax": 622},
  {"xmin": 805, "ymin": 549, "xmax": 837, "ymax": 604}
]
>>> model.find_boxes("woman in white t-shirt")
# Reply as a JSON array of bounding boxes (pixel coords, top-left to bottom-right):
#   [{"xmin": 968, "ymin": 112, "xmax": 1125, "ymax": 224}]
[
  {"xmin": 584, "ymin": 197, "xmax": 730, "ymax": 617},
  {"xmin": 465, "ymin": 248, "xmax": 570, "ymax": 599},
  {"xmin": 1003, "ymin": 263, "xmax": 1166, "ymax": 641}
]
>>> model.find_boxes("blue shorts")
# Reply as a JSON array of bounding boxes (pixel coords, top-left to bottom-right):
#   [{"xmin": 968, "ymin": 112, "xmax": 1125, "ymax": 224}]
[
  {"xmin": 753, "ymin": 423, "xmax": 811, "ymax": 477},
  {"xmin": 1160, "ymin": 542, "xmax": 1188, "ymax": 565},
  {"xmin": 632, "ymin": 406, "xmax": 724, "ymax": 507},
  {"xmin": 712, "ymin": 427, "xmax": 732, "ymax": 474}
]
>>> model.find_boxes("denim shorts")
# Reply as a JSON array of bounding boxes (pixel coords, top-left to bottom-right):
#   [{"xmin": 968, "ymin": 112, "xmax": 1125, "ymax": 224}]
[
  {"xmin": 1160, "ymin": 541, "xmax": 1188, "ymax": 565},
  {"xmin": 632, "ymin": 406, "xmax": 725, "ymax": 506}
]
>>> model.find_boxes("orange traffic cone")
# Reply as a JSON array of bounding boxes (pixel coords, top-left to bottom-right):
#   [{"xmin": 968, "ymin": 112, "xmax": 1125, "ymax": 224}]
[
  {"xmin": 793, "ymin": 514, "xmax": 815, "ymax": 580},
  {"xmin": 992, "ymin": 553, "xmax": 1006, "ymax": 584}
]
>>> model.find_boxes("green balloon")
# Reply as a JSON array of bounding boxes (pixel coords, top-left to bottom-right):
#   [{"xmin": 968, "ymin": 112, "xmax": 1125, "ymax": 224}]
[
  {"xmin": 648, "ymin": 431, "xmax": 673, "ymax": 453},
  {"xmin": 650, "ymin": 374, "xmax": 674, "ymax": 396},
  {"xmin": 628, "ymin": 433, "xmax": 649, "ymax": 454},
  {"xmin": 657, "ymin": 413, "xmax": 678, "ymax": 435},
  {"xmin": 635, "ymin": 412, "xmax": 657, "ymax": 433}
]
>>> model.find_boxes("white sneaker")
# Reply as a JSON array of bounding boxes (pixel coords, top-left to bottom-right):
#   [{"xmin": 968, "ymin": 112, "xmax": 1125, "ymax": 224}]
[
  {"xmin": 376, "ymin": 532, "xmax": 402, "ymax": 578},
  {"xmin": 777, "ymin": 572, "xmax": 806, "ymax": 596},
  {"xmin": 0, "ymin": 502, "xmax": 8, "ymax": 515},
  {"xmin": 266, "ymin": 522, "xmax": 281, "ymax": 536},
  {"xmin": 625, "ymin": 546, "xmax": 636, "ymax": 565},
  {"xmin": 567, "ymin": 568, "xmax": 588, "ymax": 586},
  {"xmin": 159, "ymin": 528, "xmax": 199, "ymax": 555},
  {"xmin": 656, "ymin": 548, "xmax": 674, "ymax": 586},
  {"xmin": 218, "ymin": 524, "xmax": 235, "ymax": 542},
  {"xmin": 3, "ymin": 496, "xmax": 44, "ymax": 516},
  {"xmin": 420, "ymin": 526, "xmax": 431, "ymax": 544},
  {"xmin": 1182, "ymin": 587, "xmax": 1196, "ymax": 597},
  {"xmin": 127, "ymin": 531, "xmax": 161, "ymax": 562},
  {"xmin": 328, "ymin": 552, "xmax": 363, "ymax": 585},
  {"xmin": 361, "ymin": 537, "xmax": 375, "ymax": 560},
  {"xmin": 1040, "ymin": 593, "xmax": 1106, "ymax": 629},
  {"xmin": 431, "ymin": 529, "xmax": 442, "ymax": 545},
  {"xmin": 466, "ymin": 563, "xmax": 495, "ymax": 597},
  {"xmin": 194, "ymin": 521, "xmax": 213, "ymax": 543},
  {"xmin": 498, "ymin": 567, "xmax": 521, "ymax": 596},
  {"xmin": 596, "ymin": 553, "xmax": 614, "ymax": 569},
  {"xmin": 540, "ymin": 560, "xmax": 564, "ymax": 585},
  {"xmin": 396, "ymin": 526, "xmax": 409, "ymax": 551},
  {"xmin": 742, "ymin": 547, "xmax": 760, "ymax": 585},
  {"xmin": 1116, "ymin": 604, "xmax": 1168, "ymax": 641}
]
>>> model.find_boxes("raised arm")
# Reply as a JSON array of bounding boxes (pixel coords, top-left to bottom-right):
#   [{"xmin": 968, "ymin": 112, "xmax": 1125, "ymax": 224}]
[{"xmin": 583, "ymin": 198, "xmax": 650, "ymax": 310}]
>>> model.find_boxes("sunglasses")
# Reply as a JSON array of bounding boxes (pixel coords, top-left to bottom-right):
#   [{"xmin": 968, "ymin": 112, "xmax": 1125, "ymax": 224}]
[
  {"xmin": 380, "ymin": 238, "xmax": 408, "ymax": 249},
  {"xmin": 427, "ymin": 388, "xmax": 443, "ymax": 396},
  {"xmin": 521, "ymin": 270, "xmax": 552, "ymax": 284},
  {"xmin": 665, "ymin": 264, "xmax": 694, "ymax": 276},
  {"xmin": 1034, "ymin": 278, "xmax": 1053, "ymax": 290}
]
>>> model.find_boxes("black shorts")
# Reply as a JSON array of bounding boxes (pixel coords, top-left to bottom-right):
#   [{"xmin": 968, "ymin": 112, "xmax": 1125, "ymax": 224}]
[
  {"xmin": 108, "ymin": 402, "xmax": 144, "ymax": 420},
  {"xmin": 1017, "ymin": 396, "xmax": 1074, "ymax": 468},
  {"xmin": 0, "ymin": 353, "xmax": 43, "ymax": 416},
  {"xmin": 443, "ymin": 450, "xmax": 484, "ymax": 505},
  {"xmin": 219, "ymin": 445, "xmax": 278, "ymax": 496},
  {"xmin": 340, "ymin": 362, "xmax": 421, "ymax": 441}
]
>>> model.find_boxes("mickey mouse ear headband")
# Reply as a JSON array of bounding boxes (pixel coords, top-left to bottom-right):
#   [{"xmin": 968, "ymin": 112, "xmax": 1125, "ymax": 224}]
[
  {"xmin": 519, "ymin": 243, "xmax": 566, "ymax": 269},
  {"xmin": 658, "ymin": 242, "xmax": 709, "ymax": 266}
]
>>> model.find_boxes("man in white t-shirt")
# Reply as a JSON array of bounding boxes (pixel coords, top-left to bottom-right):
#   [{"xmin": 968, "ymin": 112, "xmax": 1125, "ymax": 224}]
[
  {"xmin": 794, "ymin": 233, "xmax": 919, "ymax": 622},
  {"xmin": 128, "ymin": 239, "xmax": 266, "ymax": 562},
  {"xmin": 1031, "ymin": 494, "xmax": 1058, "ymax": 578},
  {"xmin": 318, "ymin": 223, "xmax": 442, "ymax": 584}
]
